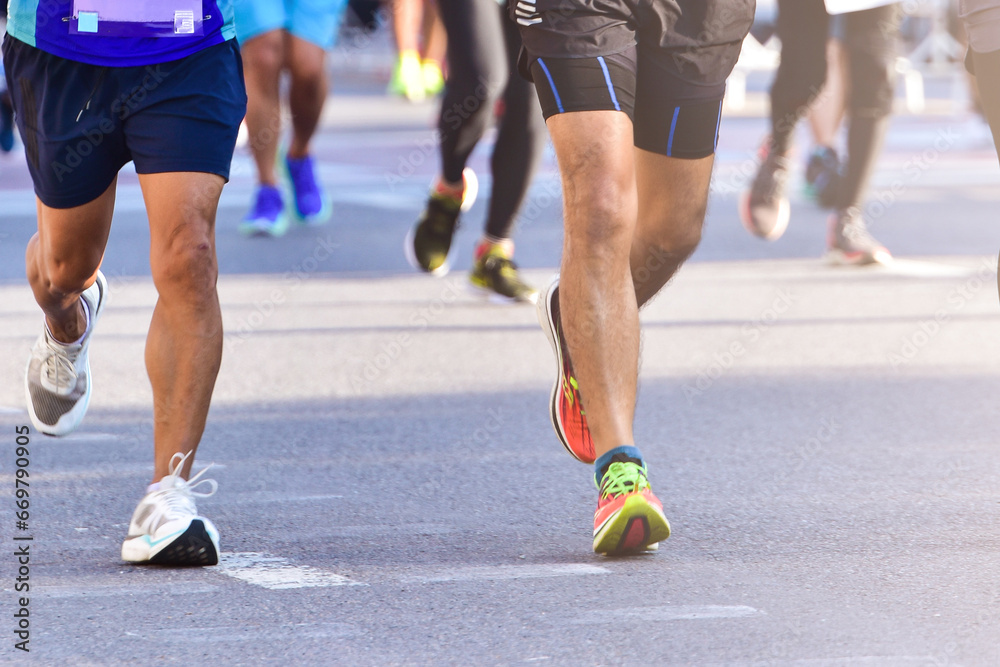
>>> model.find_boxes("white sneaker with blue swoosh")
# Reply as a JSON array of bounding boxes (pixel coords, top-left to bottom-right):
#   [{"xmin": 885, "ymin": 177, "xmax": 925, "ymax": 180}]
[{"xmin": 121, "ymin": 451, "xmax": 220, "ymax": 566}]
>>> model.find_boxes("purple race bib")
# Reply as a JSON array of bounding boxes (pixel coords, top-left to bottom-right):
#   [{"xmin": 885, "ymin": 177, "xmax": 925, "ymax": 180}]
[{"xmin": 69, "ymin": 0, "xmax": 206, "ymax": 37}]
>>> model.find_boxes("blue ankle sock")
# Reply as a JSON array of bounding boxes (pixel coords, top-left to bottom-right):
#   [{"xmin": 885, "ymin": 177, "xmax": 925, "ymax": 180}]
[{"xmin": 594, "ymin": 445, "xmax": 645, "ymax": 486}]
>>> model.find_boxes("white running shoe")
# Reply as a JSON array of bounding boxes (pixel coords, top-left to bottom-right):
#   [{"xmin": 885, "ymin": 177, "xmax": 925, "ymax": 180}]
[
  {"xmin": 24, "ymin": 270, "xmax": 107, "ymax": 436},
  {"xmin": 121, "ymin": 452, "xmax": 220, "ymax": 566}
]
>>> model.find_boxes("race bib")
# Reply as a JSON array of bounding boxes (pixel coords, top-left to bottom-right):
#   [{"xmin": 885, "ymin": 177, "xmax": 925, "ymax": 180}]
[{"xmin": 70, "ymin": 0, "xmax": 205, "ymax": 37}]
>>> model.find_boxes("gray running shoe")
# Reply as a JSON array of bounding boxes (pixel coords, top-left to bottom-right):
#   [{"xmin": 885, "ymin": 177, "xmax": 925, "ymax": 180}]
[
  {"xmin": 24, "ymin": 270, "xmax": 107, "ymax": 436},
  {"xmin": 740, "ymin": 146, "xmax": 791, "ymax": 241},
  {"xmin": 121, "ymin": 451, "xmax": 220, "ymax": 566},
  {"xmin": 826, "ymin": 208, "xmax": 892, "ymax": 265}
]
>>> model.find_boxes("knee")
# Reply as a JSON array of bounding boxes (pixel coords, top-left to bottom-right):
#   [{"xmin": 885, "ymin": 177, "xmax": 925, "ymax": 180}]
[
  {"xmin": 244, "ymin": 32, "xmax": 285, "ymax": 78},
  {"xmin": 151, "ymin": 225, "xmax": 218, "ymax": 299},
  {"xmin": 564, "ymin": 183, "xmax": 636, "ymax": 251},
  {"xmin": 30, "ymin": 237, "xmax": 102, "ymax": 297},
  {"xmin": 36, "ymin": 254, "xmax": 100, "ymax": 297}
]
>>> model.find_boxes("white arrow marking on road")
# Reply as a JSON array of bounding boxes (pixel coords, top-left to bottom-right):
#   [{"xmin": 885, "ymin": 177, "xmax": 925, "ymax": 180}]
[
  {"xmin": 569, "ymin": 605, "xmax": 761, "ymax": 623},
  {"xmin": 403, "ymin": 563, "xmax": 609, "ymax": 583},
  {"xmin": 218, "ymin": 552, "xmax": 365, "ymax": 590}
]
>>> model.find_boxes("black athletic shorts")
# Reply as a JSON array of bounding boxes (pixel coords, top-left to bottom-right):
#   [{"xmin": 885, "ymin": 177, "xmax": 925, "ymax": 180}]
[
  {"xmin": 512, "ymin": 0, "xmax": 754, "ymax": 158},
  {"xmin": 2, "ymin": 37, "xmax": 247, "ymax": 209}
]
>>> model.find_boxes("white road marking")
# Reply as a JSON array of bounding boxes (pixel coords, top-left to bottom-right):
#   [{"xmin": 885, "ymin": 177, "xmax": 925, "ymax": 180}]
[
  {"xmin": 569, "ymin": 605, "xmax": 761, "ymax": 624},
  {"xmin": 873, "ymin": 259, "xmax": 983, "ymax": 278},
  {"xmin": 217, "ymin": 552, "xmax": 365, "ymax": 590},
  {"xmin": 403, "ymin": 563, "xmax": 609, "ymax": 584},
  {"xmin": 0, "ymin": 406, "xmax": 26, "ymax": 415},
  {"xmin": 130, "ymin": 622, "xmax": 358, "ymax": 642}
]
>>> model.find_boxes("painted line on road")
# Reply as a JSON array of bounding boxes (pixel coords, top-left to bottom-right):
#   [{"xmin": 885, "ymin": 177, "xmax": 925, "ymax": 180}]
[
  {"xmin": 0, "ymin": 406, "xmax": 26, "ymax": 415},
  {"xmin": 218, "ymin": 552, "xmax": 365, "ymax": 590},
  {"xmin": 402, "ymin": 563, "xmax": 610, "ymax": 584},
  {"xmin": 874, "ymin": 259, "xmax": 982, "ymax": 278},
  {"xmin": 568, "ymin": 605, "xmax": 761, "ymax": 624}
]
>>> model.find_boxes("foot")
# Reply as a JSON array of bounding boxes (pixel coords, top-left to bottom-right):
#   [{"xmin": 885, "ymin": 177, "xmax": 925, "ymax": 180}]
[
  {"xmin": 826, "ymin": 208, "xmax": 892, "ymax": 265},
  {"xmin": 121, "ymin": 452, "xmax": 220, "ymax": 566},
  {"xmin": 422, "ymin": 60, "xmax": 445, "ymax": 98},
  {"xmin": 739, "ymin": 142, "xmax": 791, "ymax": 241},
  {"xmin": 804, "ymin": 145, "xmax": 841, "ymax": 210},
  {"xmin": 536, "ymin": 276, "xmax": 595, "ymax": 464},
  {"xmin": 285, "ymin": 153, "xmax": 331, "ymax": 225},
  {"xmin": 469, "ymin": 242, "xmax": 538, "ymax": 304},
  {"xmin": 405, "ymin": 168, "xmax": 478, "ymax": 276},
  {"xmin": 239, "ymin": 185, "xmax": 289, "ymax": 238},
  {"xmin": 24, "ymin": 271, "xmax": 107, "ymax": 436},
  {"xmin": 593, "ymin": 456, "xmax": 670, "ymax": 555},
  {"xmin": 390, "ymin": 51, "xmax": 426, "ymax": 103}
]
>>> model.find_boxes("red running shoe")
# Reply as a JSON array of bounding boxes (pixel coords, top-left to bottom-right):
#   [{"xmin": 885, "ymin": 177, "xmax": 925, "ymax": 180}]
[
  {"xmin": 536, "ymin": 277, "xmax": 595, "ymax": 464},
  {"xmin": 593, "ymin": 459, "xmax": 670, "ymax": 555}
]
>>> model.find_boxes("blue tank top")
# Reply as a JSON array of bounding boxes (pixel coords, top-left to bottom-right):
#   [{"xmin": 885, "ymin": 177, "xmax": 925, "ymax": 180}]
[{"xmin": 6, "ymin": 0, "xmax": 236, "ymax": 67}]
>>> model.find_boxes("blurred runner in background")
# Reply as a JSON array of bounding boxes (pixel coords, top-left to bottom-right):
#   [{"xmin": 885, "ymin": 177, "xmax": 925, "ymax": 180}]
[
  {"xmin": 406, "ymin": 0, "xmax": 545, "ymax": 303},
  {"xmin": 235, "ymin": 0, "xmax": 349, "ymax": 236},
  {"xmin": 741, "ymin": 0, "xmax": 901, "ymax": 266}
]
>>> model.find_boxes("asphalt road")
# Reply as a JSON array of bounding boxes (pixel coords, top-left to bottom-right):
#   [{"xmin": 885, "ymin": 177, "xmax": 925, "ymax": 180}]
[{"xmin": 2, "ymin": 70, "xmax": 1000, "ymax": 664}]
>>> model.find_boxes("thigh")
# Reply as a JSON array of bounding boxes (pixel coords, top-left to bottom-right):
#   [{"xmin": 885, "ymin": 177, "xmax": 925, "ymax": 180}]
[
  {"xmin": 2, "ymin": 36, "xmax": 130, "ymax": 209},
  {"xmin": 633, "ymin": 0, "xmax": 753, "ymax": 158},
  {"xmin": 234, "ymin": 0, "xmax": 288, "ymax": 43},
  {"xmin": 126, "ymin": 42, "xmax": 247, "ymax": 182},
  {"xmin": 438, "ymin": 0, "xmax": 508, "ymax": 91},
  {"xmin": 35, "ymin": 180, "xmax": 117, "ymax": 279}
]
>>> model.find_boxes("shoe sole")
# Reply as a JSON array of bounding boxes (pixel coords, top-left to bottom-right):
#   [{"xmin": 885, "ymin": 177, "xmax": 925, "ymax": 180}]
[
  {"xmin": 593, "ymin": 495, "xmax": 671, "ymax": 555},
  {"xmin": 536, "ymin": 278, "xmax": 593, "ymax": 464},
  {"xmin": 467, "ymin": 279, "xmax": 538, "ymax": 305},
  {"xmin": 25, "ymin": 271, "xmax": 108, "ymax": 437},
  {"xmin": 239, "ymin": 214, "xmax": 290, "ymax": 238},
  {"xmin": 122, "ymin": 519, "xmax": 220, "ymax": 566},
  {"xmin": 738, "ymin": 190, "xmax": 790, "ymax": 242},
  {"xmin": 825, "ymin": 248, "xmax": 892, "ymax": 266}
]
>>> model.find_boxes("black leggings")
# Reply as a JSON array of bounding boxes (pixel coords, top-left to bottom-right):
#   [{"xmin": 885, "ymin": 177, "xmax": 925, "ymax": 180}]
[
  {"xmin": 770, "ymin": 0, "xmax": 900, "ymax": 211},
  {"xmin": 437, "ymin": 0, "xmax": 546, "ymax": 240}
]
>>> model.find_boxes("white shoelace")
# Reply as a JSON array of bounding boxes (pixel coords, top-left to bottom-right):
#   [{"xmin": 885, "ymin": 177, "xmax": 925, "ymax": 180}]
[
  {"xmin": 40, "ymin": 333, "xmax": 83, "ymax": 394},
  {"xmin": 144, "ymin": 452, "xmax": 218, "ymax": 526}
]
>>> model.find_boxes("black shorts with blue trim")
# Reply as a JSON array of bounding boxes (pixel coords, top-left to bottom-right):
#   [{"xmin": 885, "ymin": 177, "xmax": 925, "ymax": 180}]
[
  {"xmin": 2, "ymin": 36, "xmax": 247, "ymax": 209},
  {"xmin": 512, "ymin": 0, "xmax": 755, "ymax": 159}
]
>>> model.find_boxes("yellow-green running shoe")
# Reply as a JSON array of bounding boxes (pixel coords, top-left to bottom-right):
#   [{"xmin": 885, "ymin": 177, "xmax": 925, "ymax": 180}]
[
  {"xmin": 469, "ymin": 243, "xmax": 538, "ymax": 304},
  {"xmin": 405, "ymin": 168, "xmax": 478, "ymax": 276}
]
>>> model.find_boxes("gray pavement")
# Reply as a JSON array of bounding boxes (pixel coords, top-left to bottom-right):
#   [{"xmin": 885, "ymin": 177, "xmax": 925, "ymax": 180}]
[{"xmin": 2, "ymin": 74, "xmax": 1000, "ymax": 665}]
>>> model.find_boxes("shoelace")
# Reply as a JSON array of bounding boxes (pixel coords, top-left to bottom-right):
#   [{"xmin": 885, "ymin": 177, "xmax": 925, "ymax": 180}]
[
  {"xmin": 598, "ymin": 461, "xmax": 649, "ymax": 499},
  {"xmin": 41, "ymin": 334, "xmax": 82, "ymax": 393},
  {"xmin": 147, "ymin": 452, "xmax": 218, "ymax": 524}
]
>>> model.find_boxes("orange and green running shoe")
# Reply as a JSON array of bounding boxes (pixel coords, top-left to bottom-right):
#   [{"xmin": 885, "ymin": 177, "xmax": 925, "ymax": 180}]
[
  {"xmin": 536, "ymin": 276, "xmax": 595, "ymax": 463},
  {"xmin": 593, "ymin": 459, "xmax": 670, "ymax": 555}
]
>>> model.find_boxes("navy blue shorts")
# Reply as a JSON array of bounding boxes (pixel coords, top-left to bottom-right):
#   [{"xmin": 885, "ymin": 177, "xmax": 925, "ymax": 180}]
[{"xmin": 1, "ymin": 37, "xmax": 247, "ymax": 209}]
